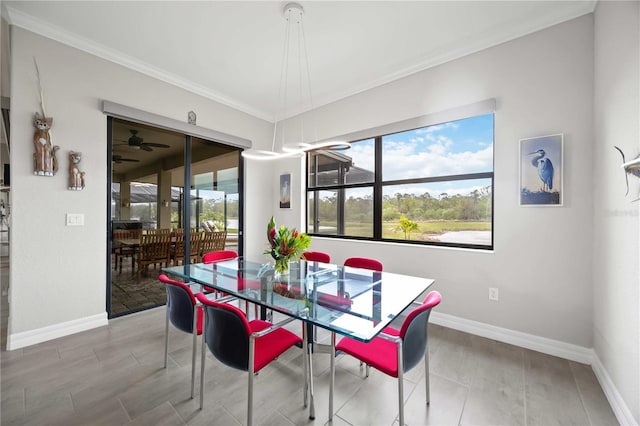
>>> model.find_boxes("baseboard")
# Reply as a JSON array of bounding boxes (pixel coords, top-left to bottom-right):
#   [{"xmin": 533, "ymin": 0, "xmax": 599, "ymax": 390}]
[
  {"xmin": 591, "ymin": 353, "xmax": 639, "ymax": 426},
  {"xmin": 430, "ymin": 311, "xmax": 637, "ymax": 426},
  {"xmin": 6, "ymin": 313, "xmax": 108, "ymax": 351},
  {"xmin": 430, "ymin": 311, "xmax": 593, "ymax": 364}
]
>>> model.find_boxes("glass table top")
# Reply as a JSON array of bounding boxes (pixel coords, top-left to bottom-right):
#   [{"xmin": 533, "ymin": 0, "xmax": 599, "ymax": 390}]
[{"xmin": 163, "ymin": 258, "xmax": 434, "ymax": 342}]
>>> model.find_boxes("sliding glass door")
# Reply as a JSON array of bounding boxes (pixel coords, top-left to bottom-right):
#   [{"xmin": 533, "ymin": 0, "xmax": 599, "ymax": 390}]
[{"xmin": 108, "ymin": 118, "xmax": 243, "ymax": 318}]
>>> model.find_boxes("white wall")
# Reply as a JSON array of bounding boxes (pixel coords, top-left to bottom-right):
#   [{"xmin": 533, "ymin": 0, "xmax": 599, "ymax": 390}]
[
  {"xmin": 277, "ymin": 15, "xmax": 596, "ymax": 347},
  {"xmin": 7, "ymin": 27, "xmax": 274, "ymax": 347},
  {"xmin": 593, "ymin": 1, "xmax": 640, "ymax": 423},
  {"xmin": 7, "ymin": 8, "xmax": 638, "ymax": 422},
  {"xmin": 7, "ymin": 8, "xmax": 601, "ymax": 349}
]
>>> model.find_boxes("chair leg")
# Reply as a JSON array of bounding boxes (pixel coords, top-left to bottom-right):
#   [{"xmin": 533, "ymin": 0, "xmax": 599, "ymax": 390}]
[
  {"xmin": 248, "ymin": 337, "xmax": 255, "ymax": 426},
  {"xmin": 307, "ymin": 338, "xmax": 315, "ymax": 420},
  {"xmin": 199, "ymin": 317, "xmax": 207, "ymax": 410},
  {"xmin": 398, "ymin": 341, "xmax": 404, "ymax": 426},
  {"xmin": 329, "ymin": 332, "xmax": 335, "ymax": 421},
  {"xmin": 425, "ymin": 347, "xmax": 430, "ymax": 405},
  {"xmin": 302, "ymin": 323, "xmax": 308, "ymax": 408},
  {"xmin": 191, "ymin": 309, "xmax": 198, "ymax": 399},
  {"xmin": 164, "ymin": 303, "xmax": 170, "ymax": 368}
]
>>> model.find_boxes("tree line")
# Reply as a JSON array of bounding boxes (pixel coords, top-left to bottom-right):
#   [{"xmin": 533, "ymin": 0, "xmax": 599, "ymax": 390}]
[{"xmin": 316, "ymin": 188, "xmax": 492, "ymax": 223}]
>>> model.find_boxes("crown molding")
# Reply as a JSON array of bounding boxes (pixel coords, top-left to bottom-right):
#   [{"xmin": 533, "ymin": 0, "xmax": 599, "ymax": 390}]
[
  {"xmin": 5, "ymin": 2, "xmax": 596, "ymax": 124},
  {"xmin": 310, "ymin": 1, "xmax": 597, "ymax": 111},
  {"xmin": 4, "ymin": 6, "xmax": 274, "ymax": 122}
]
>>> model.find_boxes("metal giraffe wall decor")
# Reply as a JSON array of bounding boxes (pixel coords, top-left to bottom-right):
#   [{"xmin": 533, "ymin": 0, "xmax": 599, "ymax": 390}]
[{"xmin": 614, "ymin": 146, "xmax": 640, "ymax": 201}]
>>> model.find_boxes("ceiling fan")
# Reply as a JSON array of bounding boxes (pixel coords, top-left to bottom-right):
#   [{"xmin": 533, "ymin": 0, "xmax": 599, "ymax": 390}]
[
  {"xmin": 112, "ymin": 154, "xmax": 140, "ymax": 163},
  {"xmin": 115, "ymin": 129, "xmax": 171, "ymax": 152}
]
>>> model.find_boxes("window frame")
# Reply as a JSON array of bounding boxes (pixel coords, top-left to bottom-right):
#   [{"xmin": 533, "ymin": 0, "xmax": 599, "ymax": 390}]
[{"xmin": 306, "ymin": 107, "xmax": 495, "ymax": 251}]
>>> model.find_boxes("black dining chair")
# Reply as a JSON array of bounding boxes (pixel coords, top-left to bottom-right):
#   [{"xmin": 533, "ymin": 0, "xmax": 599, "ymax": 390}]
[
  {"xmin": 332, "ymin": 291, "xmax": 442, "ymax": 425},
  {"xmin": 159, "ymin": 274, "xmax": 203, "ymax": 399},
  {"xmin": 196, "ymin": 293, "xmax": 303, "ymax": 426}
]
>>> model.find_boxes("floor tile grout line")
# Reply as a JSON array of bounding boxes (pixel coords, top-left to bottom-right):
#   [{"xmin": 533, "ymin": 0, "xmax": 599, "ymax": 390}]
[
  {"xmin": 166, "ymin": 399, "xmax": 187, "ymax": 426},
  {"xmin": 569, "ymin": 361, "xmax": 594, "ymax": 426},
  {"xmin": 456, "ymin": 343, "xmax": 480, "ymax": 426},
  {"xmin": 117, "ymin": 397, "xmax": 133, "ymax": 423}
]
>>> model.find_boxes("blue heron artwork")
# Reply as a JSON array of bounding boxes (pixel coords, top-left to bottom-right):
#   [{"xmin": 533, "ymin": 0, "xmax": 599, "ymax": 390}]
[{"xmin": 520, "ymin": 134, "xmax": 563, "ymax": 206}]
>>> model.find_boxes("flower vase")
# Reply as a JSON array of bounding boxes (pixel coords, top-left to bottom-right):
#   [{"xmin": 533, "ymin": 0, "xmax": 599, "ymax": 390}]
[{"xmin": 274, "ymin": 257, "xmax": 291, "ymax": 282}]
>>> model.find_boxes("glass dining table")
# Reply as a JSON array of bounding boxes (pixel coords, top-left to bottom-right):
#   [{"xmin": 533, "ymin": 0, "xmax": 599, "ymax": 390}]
[{"xmin": 163, "ymin": 258, "xmax": 435, "ymax": 420}]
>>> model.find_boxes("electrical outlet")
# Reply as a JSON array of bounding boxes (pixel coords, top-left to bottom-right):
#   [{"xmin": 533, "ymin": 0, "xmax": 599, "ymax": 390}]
[{"xmin": 489, "ymin": 287, "xmax": 499, "ymax": 301}]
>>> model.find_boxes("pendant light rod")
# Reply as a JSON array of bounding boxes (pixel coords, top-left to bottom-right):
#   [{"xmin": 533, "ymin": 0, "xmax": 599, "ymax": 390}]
[{"xmin": 242, "ymin": 2, "xmax": 350, "ymax": 161}]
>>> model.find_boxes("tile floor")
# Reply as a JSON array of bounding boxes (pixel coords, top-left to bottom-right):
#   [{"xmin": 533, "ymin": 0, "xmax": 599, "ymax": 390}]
[
  {"xmin": 0, "ymin": 258, "xmax": 619, "ymax": 425},
  {"xmin": 110, "ymin": 260, "xmax": 167, "ymax": 317}
]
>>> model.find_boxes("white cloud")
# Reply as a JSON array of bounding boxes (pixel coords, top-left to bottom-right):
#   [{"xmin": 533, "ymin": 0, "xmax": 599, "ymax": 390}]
[{"xmin": 381, "ymin": 141, "xmax": 492, "ymax": 179}]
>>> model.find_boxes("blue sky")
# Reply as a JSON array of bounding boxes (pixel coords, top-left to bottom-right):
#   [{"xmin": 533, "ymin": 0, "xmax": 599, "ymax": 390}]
[{"xmin": 333, "ymin": 114, "xmax": 494, "ymax": 199}]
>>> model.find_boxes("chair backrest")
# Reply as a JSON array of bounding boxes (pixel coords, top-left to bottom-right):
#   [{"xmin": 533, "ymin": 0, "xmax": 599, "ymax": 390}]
[
  {"xmin": 139, "ymin": 233, "xmax": 172, "ymax": 261},
  {"xmin": 159, "ymin": 274, "xmax": 197, "ymax": 334},
  {"xmin": 399, "ymin": 291, "xmax": 441, "ymax": 372},
  {"xmin": 196, "ymin": 293, "xmax": 251, "ymax": 371},
  {"xmin": 302, "ymin": 251, "xmax": 331, "ymax": 263},
  {"xmin": 173, "ymin": 232, "xmax": 203, "ymax": 262},
  {"xmin": 145, "ymin": 228, "xmax": 172, "ymax": 235},
  {"xmin": 202, "ymin": 250, "xmax": 238, "ymax": 263},
  {"xmin": 201, "ymin": 231, "xmax": 227, "ymax": 254},
  {"xmin": 172, "ymin": 232, "xmax": 185, "ymax": 254},
  {"xmin": 189, "ymin": 232, "xmax": 202, "ymax": 259},
  {"xmin": 113, "ymin": 229, "xmax": 140, "ymax": 240},
  {"xmin": 344, "ymin": 257, "xmax": 383, "ymax": 271}
]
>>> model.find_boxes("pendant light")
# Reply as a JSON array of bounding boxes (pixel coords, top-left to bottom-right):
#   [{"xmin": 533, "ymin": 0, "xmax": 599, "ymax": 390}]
[{"xmin": 242, "ymin": 3, "xmax": 350, "ymax": 161}]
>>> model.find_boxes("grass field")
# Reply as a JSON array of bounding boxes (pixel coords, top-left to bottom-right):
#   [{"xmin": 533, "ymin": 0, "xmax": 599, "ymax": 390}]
[{"xmin": 336, "ymin": 220, "xmax": 491, "ymax": 239}]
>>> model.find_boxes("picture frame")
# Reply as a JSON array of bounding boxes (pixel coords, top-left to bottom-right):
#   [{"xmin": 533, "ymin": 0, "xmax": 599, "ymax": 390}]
[
  {"xmin": 519, "ymin": 134, "xmax": 563, "ymax": 206},
  {"xmin": 279, "ymin": 173, "xmax": 291, "ymax": 209}
]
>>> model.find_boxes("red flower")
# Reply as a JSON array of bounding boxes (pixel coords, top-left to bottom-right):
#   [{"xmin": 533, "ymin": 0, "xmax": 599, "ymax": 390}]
[
  {"xmin": 269, "ymin": 228, "xmax": 277, "ymax": 247},
  {"xmin": 281, "ymin": 240, "xmax": 289, "ymax": 255}
]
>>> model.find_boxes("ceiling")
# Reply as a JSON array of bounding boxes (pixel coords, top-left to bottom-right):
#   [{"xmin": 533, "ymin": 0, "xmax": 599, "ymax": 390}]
[
  {"xmin": 111, "ymin": 118, "xmax": 239, "ymax": 183},
  {"xmin": 4, "ymin": 1, "xmax": 595, "ymax": 123}
]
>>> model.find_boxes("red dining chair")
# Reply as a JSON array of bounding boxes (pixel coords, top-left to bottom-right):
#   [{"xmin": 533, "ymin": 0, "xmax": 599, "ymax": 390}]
[
  {"xmin": 332, "ymin": 291, "xmax": 441, "ymax": 425},
  {"xmin": 344, "ymin": 256, "xmax": 383, "ymax": 271},
  {"xmin": 343, "ymin": 257, "xmax": 384, "ymax": 371},
  {"xmin": 202, "ymin": 250, "xmax": 259, "ymax": 317},
  {"xmin": 201, "ymin": 250, "xmax": 238, "ymax": 292},
  {"xmin": 196, "ymin": 293, "xmax": 303, "ymax": 426},
  {"xmin": 202, "ymin": 250, "xmax": 238, "ymax": 263},
  {"xmin": 302, "ymin": 251, "xmax": 331, "ymax": 263},
  {"xmin": 159, "ymin": 274, "xmax": 203, "ymax": 399}
]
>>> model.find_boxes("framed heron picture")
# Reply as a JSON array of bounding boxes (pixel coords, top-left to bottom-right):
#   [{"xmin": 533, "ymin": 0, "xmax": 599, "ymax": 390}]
[
  {"xmin": 279, "ymin": 173, "xmax": 291, "ymax": 209},
  {"xmin": 519, "ymin": 134, "xmax": 563, "ymax": 206}
]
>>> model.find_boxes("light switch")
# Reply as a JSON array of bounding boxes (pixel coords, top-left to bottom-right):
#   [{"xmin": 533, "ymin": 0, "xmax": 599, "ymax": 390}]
[{"xmin": 66, "ymin": 213, "xmax": 85, "ymax": 226}]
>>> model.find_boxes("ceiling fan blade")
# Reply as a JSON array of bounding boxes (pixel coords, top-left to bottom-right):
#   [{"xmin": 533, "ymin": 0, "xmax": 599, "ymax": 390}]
[
  {"xmin": 142, "ymin": 142, "xmax": 171, "ymax": 148},
  {"xmin": 112, "ymin": 155, "xmax": 139, "ymax": 163},
  {"xmin": 140, "ymin": 145, "xmax": 153, "ymax": 152}
]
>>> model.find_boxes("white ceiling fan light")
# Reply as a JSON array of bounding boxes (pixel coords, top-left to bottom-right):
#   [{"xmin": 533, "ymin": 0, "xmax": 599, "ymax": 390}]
[{"xmin": 242, "ymin": 2, "xmax": 350, "ymax": 161}]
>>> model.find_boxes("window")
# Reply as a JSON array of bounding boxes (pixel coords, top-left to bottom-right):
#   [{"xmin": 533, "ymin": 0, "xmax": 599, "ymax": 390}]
[{"xmin": 307, "ymin": 113, "xmax": 494, "ymax": 249}]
